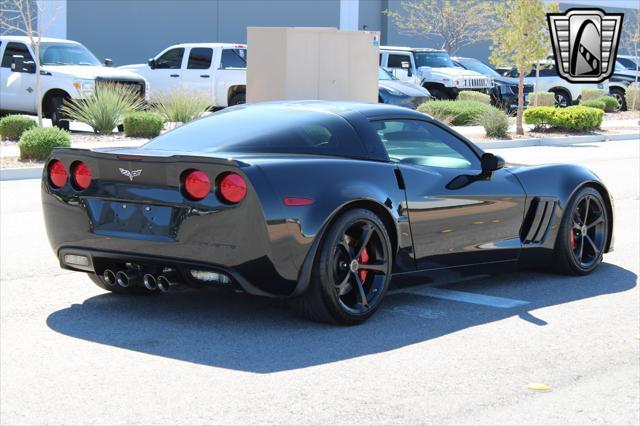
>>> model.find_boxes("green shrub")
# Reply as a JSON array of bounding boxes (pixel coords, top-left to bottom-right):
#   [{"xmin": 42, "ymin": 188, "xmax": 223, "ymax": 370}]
[
  {"xmin": 457, "ymin": 91, "xmax": 491, "ymax": 104},
  {"xmin": 593, "ymin": 95, "xmax": 619, "ymax": 112},
  {"xmin": 153, "ymin": 89, "xmax": 212, "ymax": 124},
  {"xmin": 123, "ymin": 112, "xmax": 164, "ymax": 138},
  {"xmin": 580, "ymin": 100, "xmax": 606, "ymax": 111},
  {"xmin": 417, "ymin": 100, "xmax": 493, "ymax": 125},
  {"xmin": 529, "ymin": 92, "xmax": 555, "ymax": 107},
  {"xmin": 61, "ymin": 83, "xmax": 145, "ymax": 134},
  {"xmin": 18, "ymin": 127, "xmax": 70, "ymax": 160},
  {"xmin": 580, "ymin": 88, "xmax": 605, "ymax": 102},
  {"xmin": 625, "ymin": 87, "xmax": 640, "ymax": 111},
  {"xmin": 524, "ymin": 106, "xmax": 556, "ymax": 130},
  {"xmin": 0, "ymin": 115, "xmax": 37, "ymax": 141},
  {"xmin": 524, "ymin": 105, "xmax": 603, "ymax": 131},
  {"xmin": 475, "ymin": 106, "xmax": 510, "ymax": 138}
]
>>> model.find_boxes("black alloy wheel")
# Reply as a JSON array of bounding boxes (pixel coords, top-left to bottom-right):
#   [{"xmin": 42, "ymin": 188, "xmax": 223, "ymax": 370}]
[
  {"xmin": 291, "ymin": 209, "xmax": 392, "ymax": 324},
  {"xmin": 554, "ymin": 187, "xmax": 608, "ymax": 275},
  {"xmin": 569, "ymin": 195, "xmax": 607, "ymax": 268},
  {"xmin": 332, "ymin": 220, "xmax": 389, "ymax": 315}
]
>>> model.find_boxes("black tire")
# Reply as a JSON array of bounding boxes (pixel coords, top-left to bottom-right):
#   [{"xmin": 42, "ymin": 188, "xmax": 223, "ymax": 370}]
[
  {"xmin": 610, "ymin": 87, "xmax": 627, "ymax": 112},
  {"xmin": 553, "ymin": 187, "xmax": 609, "ymax": 275},
  {"xmin": 428, "ymin": 87, "xmax": 451, "ymax": 100},
  {"xmin": 290, "ymin": 209, "xmax": 392, "ymax": 325},
  {"xmin": 117, "ymin": 124, "xmax": 124, "ymax": 133},
  {"xmin": 551, "ymin": 89, "xmax": 571, "ymax": 108},
  {"xmin": 87, "ymin": 272, "xmax": 158, "ymax": 295},
  {"xmin": 49, "ymin": 96, "xmax": 70, "ymax": 131},
  {"xmin": 229, "ymin": 92, "xmax": 246, "ymax": 106}
]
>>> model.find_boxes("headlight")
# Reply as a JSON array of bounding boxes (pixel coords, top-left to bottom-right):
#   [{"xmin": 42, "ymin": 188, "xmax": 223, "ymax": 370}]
[{"xmin": 73, "ymin": 79, "xmax": 95, "ymax": 97}]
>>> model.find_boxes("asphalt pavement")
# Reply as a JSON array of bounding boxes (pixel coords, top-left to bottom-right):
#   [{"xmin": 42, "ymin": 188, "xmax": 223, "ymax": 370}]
[{"xmin": 1, "ymin": 138, "xmax": 638, "ymax": 425}]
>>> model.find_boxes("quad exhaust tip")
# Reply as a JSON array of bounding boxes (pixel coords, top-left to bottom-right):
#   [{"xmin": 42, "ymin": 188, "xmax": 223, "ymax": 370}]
[
  {"xmin": 157, "ymin": 272, "xmax": 179, "ymax": 292},
  {"xmin": 116, "ymin": 269, "xmax": 140, "ymax": 288},
  {"xmin": 143, "ymin": 274, "xmax": 157, "ymax": 291},
  {"xmin": 102, "ymin": 269, "xmax": 116, "ymax": 286}
]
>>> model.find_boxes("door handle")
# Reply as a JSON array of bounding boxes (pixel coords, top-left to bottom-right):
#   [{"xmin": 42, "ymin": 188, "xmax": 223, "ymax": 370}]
[
  {"xmin": 200, "ymin": 74, "xmax": 210, "ymax": 78},
  {"xmin": 170, "ymin": 74, "xmax": 179, "ymax": 78}
]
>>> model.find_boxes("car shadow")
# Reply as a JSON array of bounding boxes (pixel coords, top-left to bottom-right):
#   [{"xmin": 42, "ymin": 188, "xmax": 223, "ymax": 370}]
[{"xmin": 46, "ymin": 263, "xmax": 636, "ymax": 373}]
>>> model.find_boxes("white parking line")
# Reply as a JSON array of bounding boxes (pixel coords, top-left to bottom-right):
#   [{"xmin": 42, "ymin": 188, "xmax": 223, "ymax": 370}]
[{"xmin": 395, "ymin": 287, "xmax": 530, "ymax": 309}]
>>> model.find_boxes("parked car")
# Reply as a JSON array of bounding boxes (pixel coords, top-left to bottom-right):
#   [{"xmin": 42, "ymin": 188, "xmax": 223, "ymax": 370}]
[
  {"xmin": 502, "ymin": 61, "xmax": 604, "ymax": 107},
  {"xmin": 616, "ymin": 55, "xmax": 640, "ymax": 71},
  {"xmin": 119, "ymin": 43, "xmax": 247, "ymax": 107},
  {"xmin": 378, "ymin": 66, "xmax": 431, "ymax": 108},
  {"xmin": 452, "ymin": 56, "xmax": 534, "ymax": 111},
  {"xmin": 42, "ymin": 101, "xmax": 613, "ymax": 324},
  {"xmin": 379, "ymin": 46, "xmax": 492, "ymax": 100},
  {"xmin": 0, "ymin": 36, "xmax": 147, "ymax": 130}
]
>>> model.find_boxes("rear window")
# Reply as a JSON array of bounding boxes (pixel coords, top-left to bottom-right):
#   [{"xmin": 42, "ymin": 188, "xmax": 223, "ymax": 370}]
[
  {"xmin": 220, "ymin": 49, "xmax": 246, "ymax": 69},
  {"xmin": 143, "ymin": 106, "xmax": 367, "ymax": 158}
]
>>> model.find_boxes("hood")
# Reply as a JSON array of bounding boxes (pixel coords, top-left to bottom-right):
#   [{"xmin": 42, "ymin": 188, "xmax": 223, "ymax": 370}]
[
  {"xmin": 379, "ymin": 80, "xmax": 430, "ymax": 96},
  {"xmin": 42, "ymin": 64, "xmax": 145, "ymax": 81},
  {"xmin": 118, "ymin": 63, "xmax": 147, "ymax": 72},
  {"xmin": 418, "ymin": 66, "xmax": 487, "ymax": 79},
  {"xmin": 493, "ymin": 75, "xmax": 534, "ymax": 88}
]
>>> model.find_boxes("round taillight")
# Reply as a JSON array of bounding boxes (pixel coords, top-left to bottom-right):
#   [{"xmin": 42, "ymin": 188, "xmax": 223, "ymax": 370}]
[
  {"xmin": 71, "ymin": 161, "xmax": 92, "ymax": 190},
  {"xmin": 48, "ymin": 160, "xmax": 67, "ymax": 189},
  {"xmin": 183, "ymin": 170, "xmax": 211, "ymax": 200},
  {"xmin": 218, "ymin": 173, "xmax": 247, "ymax": 204}
]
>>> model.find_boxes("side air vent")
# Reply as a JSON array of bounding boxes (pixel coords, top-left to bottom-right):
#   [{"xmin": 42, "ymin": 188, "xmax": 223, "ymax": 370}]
[{"xmin": 520, "ymin": 197, "xmax": 557, "ymax": 244}]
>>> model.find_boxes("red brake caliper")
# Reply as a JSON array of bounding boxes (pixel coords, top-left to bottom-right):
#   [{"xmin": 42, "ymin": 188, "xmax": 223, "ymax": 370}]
[
  {"xmin": 358, "ymin": 246, "xmax": 369, "ymax": 282},
  {"xmin": 570, "ymin": 228, "xmax": 576, "ymax": 249}
]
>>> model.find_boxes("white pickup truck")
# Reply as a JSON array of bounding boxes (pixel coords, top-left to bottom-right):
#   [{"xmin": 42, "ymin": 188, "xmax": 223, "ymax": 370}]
[
  {"xmin": 380, "ymin": 46, "xmax": 492, "ymax": 100},
  {"xmin": 0, "ymin": 36, "xmax": 148, "ymax": 130},
  {"xmin": 119, "ymin": 43, "xmax": 247, "ymax": 107}
]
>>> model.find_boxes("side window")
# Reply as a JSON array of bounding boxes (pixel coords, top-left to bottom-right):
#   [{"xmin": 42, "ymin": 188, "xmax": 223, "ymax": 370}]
[
  {"xmin": 1, "ymin": 42, "xmax": 34, "ymax": 68},
  {"xmin": 387, "ymin": 54, "xmax": 411, "ymax": 69},
  {"xmin": 155, "ymin": 48, "xmax": 184, "ymax": 69},
  {"xmin": 187, "ymin": 48, "xmax": 213, "ymax": 69},
  {"xmin": 540, "ymin": 67, "xmax": 558, "ymax": 77},
  {"xmin": 372, "ymin": 119, "xmax": 481, "ymax": 169},
  {"xmin": 220, "ymin": 49, "xmax": 246, "ymax": 69}
]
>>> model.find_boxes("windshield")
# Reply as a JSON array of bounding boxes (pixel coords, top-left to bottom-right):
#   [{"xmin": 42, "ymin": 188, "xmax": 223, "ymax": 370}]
[
  {"xmin": 378, "ymin": 67, "xmax": 396, "ymax": 80},
  {"xmin": 39, "ymin": 42, "xmax": 101, "ymax": 66},
  {"xmin": 414, "ymin": 52, "xmax": 455, "ymax": 68},
  {"xmin": 457, "ymin": 59, "xmax": 500, "ymax": 77},
  {"xmin": 615, "ymin": 61, "xmax": 627, "ymax": 71}
]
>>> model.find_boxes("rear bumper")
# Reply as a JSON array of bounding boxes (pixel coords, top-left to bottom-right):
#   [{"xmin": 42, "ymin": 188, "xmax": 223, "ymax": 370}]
[{"xmin": 58, "ymin": 247, "xmax": 277, "ymax": 297}]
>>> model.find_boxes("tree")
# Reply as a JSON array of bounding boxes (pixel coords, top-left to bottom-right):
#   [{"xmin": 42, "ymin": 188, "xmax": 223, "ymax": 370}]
[
  {"xmin": 490, "ymin": 0, "xmax": 558, "ymax": 135},
  {"xmin": 621, "ymin": 8, "xmax": 639, "ymax": 84},
  {"xmin": 0, "ymin": 0, "xmax": 60, "ymax": 127},
  {"xmin": 384, "ymin": 0, "xmax": 494, "ymax": 55}
]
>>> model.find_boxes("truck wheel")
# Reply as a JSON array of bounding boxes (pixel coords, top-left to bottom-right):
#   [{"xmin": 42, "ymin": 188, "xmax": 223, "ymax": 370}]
[
  {"xmin": 229, "ymin": 92, "xmax": 246, "ymax": 106},
  {"xmin": 428, "ymin": 87, "xmax": 451, "ymax": 100},
  {"xmin": 551, "ymin": 89, "xmax": 571, "ymax": 108},
  {"xmin": 50, "ymin": 96, "xmax": 70, "ymax": 131},
  {"xmin": 290, "ymin": 209, "xmax": 392, "ymax": 325},
  {"xmin": 610, "ymin": 88, "xmax": 626, "ymax": 112}
]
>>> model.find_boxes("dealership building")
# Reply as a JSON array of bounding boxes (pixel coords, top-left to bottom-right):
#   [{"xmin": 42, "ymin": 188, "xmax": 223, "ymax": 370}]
[{"xmin": 6, "ymin": 0, "xmax": 640, "ymax": 67}]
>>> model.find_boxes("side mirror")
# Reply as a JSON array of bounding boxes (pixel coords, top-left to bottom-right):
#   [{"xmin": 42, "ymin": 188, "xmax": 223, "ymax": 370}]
[
  {"xmin": 11, "ymin": 55, "xmax": 24, "ymax": 72},
  {"xmin": 147, "ymin": 58, "xmax": 157, "ymax": 69},
  {"xmin": 401, "ymin": 61, "xmax": 413, "ymax": 77},
  {"xmin": 481, "ymin": 153, "xmax": 505, "ymax": 172},
  {"xmin": 104, "ymin": 58, "xmax": 113, "ymax": 67}
]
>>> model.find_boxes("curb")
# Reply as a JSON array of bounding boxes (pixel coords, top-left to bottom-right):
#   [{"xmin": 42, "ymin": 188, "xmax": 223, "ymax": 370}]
[
  {"xmin": 476, "ymin": 132, "xmax": 638, "ymax": 149},
  {"xmin": 0, "ymin": 132, "xmax": 637, "ymax": 181},
  {"xmin": 0, "ymin": 166, "xmax": 43, "ymax": 181}
]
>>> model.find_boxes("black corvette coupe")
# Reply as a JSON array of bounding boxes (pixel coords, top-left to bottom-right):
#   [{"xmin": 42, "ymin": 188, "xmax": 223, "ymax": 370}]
[{"xmin": 42, "ymin": 101, "xmax": 613, "ymax": 324}]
